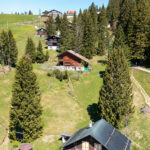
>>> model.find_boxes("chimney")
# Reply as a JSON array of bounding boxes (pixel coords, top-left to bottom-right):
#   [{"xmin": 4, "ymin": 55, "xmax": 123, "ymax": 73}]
[{"xmin": 89, "ymin": 120, "xmax": 93, "ymax": 128}]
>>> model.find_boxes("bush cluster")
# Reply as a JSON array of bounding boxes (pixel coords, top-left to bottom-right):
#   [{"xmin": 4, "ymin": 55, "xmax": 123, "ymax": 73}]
[{"xmin": 47, "ymin": 70, "xmax": 69, "ymax": 81}]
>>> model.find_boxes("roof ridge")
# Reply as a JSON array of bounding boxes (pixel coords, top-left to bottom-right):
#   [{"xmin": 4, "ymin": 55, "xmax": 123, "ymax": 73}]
[
  {"xmin": 124, "ymin": 139, "xmax": 130, "ymax": 150},
  {"xmin": 105, "ymin": 128, "xmax": 115, "ymax": 147}
]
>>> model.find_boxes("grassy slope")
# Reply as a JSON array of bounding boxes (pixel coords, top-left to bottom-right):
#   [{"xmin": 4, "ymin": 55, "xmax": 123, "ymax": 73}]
[
  {"xmin": 122, "ymin": 83, "xmax": 150, "ymax": 150},
  {"xmin": 0, "ymin": 15, "xmax": 150, "ymax": 150},
  {"xmin": 133, "ymin": 69, "xmax": 150, "ymax": 97},
  {"xmin": 0, "ymin": 15, "xmax": 106, "ymax": 149},
  {"xmin": 0, "ymin": 14, "xmax": 38, "ymax": 27}
]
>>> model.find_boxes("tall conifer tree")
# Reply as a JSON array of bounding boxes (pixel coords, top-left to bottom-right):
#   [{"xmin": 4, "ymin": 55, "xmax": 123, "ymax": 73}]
[
  {"xmin": 36, "ymin": 41, "xmax": 45, "ymax": 63},
  {"xmin": 9, "ymin": 55, "xmax": 43, "ymax": 142},
  {"xmin": 70, "ymin": 13, "xmax": 78, "ymax": 51},
  {"xmin": 55, "ymin": 15, "xmax": 61, "ymax": 31},
  {"xmin": 113, "ymin": 25, "xmax": 130, "ymax": 59},
  {"xmin": 76, "ymin": 9, "xmax": 83, "ymax": 53},
  {"xmin": 97, "ymin": 5, "xmax": 108, "ymax": 55},
  {"xmin": 8, "ymin": 30, "xmax": 18, "ymax": 67},
  {"xmin": 59, "ymin": 13, "xmax": 71, "ymax": 52},
  {"xmin": 130, "ymin": 0, "xmax": 149, "ymax": 64},
  {"xmin": 81, "ymin": 11, "xmax": 95, "ymax": 59},
  {"xmin": 89, "ymin": 2, "xmax": 98, "ymax": 52},
  {"xmin": 119, "ymin": 0, "xmax": 131, "ymax": 34},
  {"xmin": 25, "ymin": 38, "xmax": 36, "ymax": 63},
  {"xmin": 0, "ymin": 30, "xmax": 9, "ymax": 65},
  {"xmin": 45, "ymin": 16, "xmax": 56, "ymax": 37},
  {"xmin": 98, "ymin": 47, "xmax": 133, "ymax": 128}
]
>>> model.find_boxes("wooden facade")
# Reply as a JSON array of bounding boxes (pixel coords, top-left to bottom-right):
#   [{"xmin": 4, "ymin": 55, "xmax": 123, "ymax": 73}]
[
  {"xmin": 61, "ymin": 119, "xmax": 131, "ymax": 150},
  {"xmin": 58, "ymin": 50, "xmax": 89, "ymax": 67},
  {"xmin": 59, "ymin": 53, "xmax": 81, "ymax": 66},
  {"xmin": 47, "ymin": 36, "xmax": 60, "ymax": 50},
  {"xmin": 64, "ymin": 136, "xmax": 107, "ymax": 150},
  {"xmin": 37, "ymin": 28, "xmax": 46, "ymax": 37}
]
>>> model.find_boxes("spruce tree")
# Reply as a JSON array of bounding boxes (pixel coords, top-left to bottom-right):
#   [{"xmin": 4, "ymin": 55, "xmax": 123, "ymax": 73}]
[
  {"xmin": 8, "ymin": 30, "xmax": 18, "ymax": 67},
  {"xmin": 114, "ymin": 25, "xmax": 126, "ymax": 48},
  {"xmin": 113, "ymin": 25, "xmax": 130, "ymax": 59},
  {"xmin": 97, "ymin": 5, "xmax": 108, "ymax": 56},
  {"xmin": 119, "ymin": 0, "xmax": 131, "ymax": 34},
  {"xmin": 25, "ymin": 38, "xmax": 36, "ymax": 63},
  {"xmin": 76, "ymin": 9, "xmax": 83, "ymax": 53},
  {"xmin": 81, "ymin": 11, "xmax": 95, "ymax": 59},
  {"xmin": 36, "ymin": 41, "xmax": 45, "ymax": 63},
  {"xmin": 45, "ymin": 50, "xmax": 49, "ymax": 61},
  {"xmin": 45, "ymin": 15, "xmax": 56, "ymax": 37},
  {"xmin": 70, "ymin": 13, "xmax": 78, "ymax": 51},
  {"xmin": 9, "ymin": 55, "xmax": 43, "ymax": 142},
  {"xmin": 89, "ymin": 2, "xmax": 98, "ymax": 52},
  {"xmin": 55, "ymin": 15, "xmax": 61, "ymax": 31},
  {"xmin": 107, "ymin": 0, "xmax": 123, "ymax": 31},
  {"xmin": 130, "ymin": 0, "xmax": 149, "ymax": 64},
  {"xmin": 98, "ymin": 47, "xmax": 133, "ymax": 128},
  {"xmin": 0, "ymin": 30, "xmax": 9, "ymax": 65},
  {"xmin": 59, "ymin": 13, "xmax": 71, "ymax": 52}
]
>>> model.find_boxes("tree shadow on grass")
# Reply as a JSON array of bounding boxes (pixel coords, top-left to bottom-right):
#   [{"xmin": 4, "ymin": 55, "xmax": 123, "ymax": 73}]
[
  {"xmin": 87, "ymin": 103, "xmax": 100, "ymax": 122},
  {"xmin": 99, "ymin": 71, "xmax": 105, "ymax": 78},
  {"xmin": 97, "ymin": 60, "xmax": 107, "ymax": 65}
]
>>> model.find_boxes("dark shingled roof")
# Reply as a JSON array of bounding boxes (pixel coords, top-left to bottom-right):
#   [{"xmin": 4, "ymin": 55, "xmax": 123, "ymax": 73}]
[
  {"xmin": 37, "ymin": 28, "xmax": 45, "ymax": 31},
  {"xmin": 61, "ymin": 119, "xmax": 131, "ymax": 150}
]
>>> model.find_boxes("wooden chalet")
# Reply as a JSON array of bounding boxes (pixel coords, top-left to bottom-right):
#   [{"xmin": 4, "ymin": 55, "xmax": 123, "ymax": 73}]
[
  {"xmin": 60, "ymin": 119, "xmax": 131, "ymax": 150},
  {"xmin": 46, "ymin": 36, "xmax": 60, "ymax": 50},
  {"xmin": 67, "ymin": 11, "xmax": 76, "ymax": 18},
  {"xmin": 57, "ymin": 50, "xmax": 89, "ymax": 67},
  {"xmin": 41, "ymin": 9, "xmax": 63, "ymax": 21},
  {"xmin": 37, "ymin": 28, "xmax": 46, "ymax": 37}
]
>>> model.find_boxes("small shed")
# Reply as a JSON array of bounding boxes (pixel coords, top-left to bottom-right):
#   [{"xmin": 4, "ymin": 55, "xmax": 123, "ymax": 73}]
[
  {"xmin": 61, "ymin": 133, "xmax": 72, "ymax": 143},
  {"xmin": 37, "ymin": 28, "xmax": 46, "ymax": 37},
  {"xmin": 18, "ymin": 143, "xmax": 33, "ymax": 150}
]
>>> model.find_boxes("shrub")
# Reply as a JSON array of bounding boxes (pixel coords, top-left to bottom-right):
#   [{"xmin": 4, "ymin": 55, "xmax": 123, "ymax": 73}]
[
  {"xmin": 47, "ymin": 72, "xmax": 52, "ymax": 77},
  {"xmin": 47, "ymin": 70, "xmax": 69, "ymax": 82},
  {"xmin": 63, "ymin": 70, "xmax": 69, "ymax": 80},
  {"xmin": 53, "ymin": 69, "xmax": 63, "ymax": 81}
]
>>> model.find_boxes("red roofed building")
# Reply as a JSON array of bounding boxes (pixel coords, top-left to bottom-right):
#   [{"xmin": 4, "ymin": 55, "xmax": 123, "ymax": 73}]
[{"xmin": 67, "ymin": 11, "xmax": 76, "ymax": 18}]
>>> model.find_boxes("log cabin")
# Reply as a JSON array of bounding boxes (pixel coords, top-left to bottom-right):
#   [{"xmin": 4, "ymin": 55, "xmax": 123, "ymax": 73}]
[
  {"xmin": 60, "ymin": 119, "xmax": 131, "ymax": 150},
  {"xmin": 37, "ymin": 28, "xmax": 47, "ymax": 37},
  {"xmin": 57, "ymin": 50, "xmax": 89, "ymax": 68},
  {"xmin": 46, "ymin": 36, "xmax": 60, "ymax": 50},
  {"xmin": 41, "ymin": 9, "xmax": 63, "ymax": 21}
]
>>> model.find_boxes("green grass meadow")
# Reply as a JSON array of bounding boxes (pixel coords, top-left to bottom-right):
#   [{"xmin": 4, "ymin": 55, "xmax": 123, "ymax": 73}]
[{"xmin": 133, "ymin": 69, "xmax": 150, "ymax": 97}]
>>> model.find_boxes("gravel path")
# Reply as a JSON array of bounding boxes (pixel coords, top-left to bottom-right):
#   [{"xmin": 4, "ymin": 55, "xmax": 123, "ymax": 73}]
[
  {"xmin": 131, "ymin": 67, "xmax": 150, "ymax": 106},
  {"xmin": 132, "ymin": 66, "xmax": 150, "ymax": 74}
]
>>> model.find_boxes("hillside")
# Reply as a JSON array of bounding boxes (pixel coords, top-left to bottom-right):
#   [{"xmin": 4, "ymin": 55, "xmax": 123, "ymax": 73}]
[
  {"xmin": 0, "ymin": 14, "xmax": 38, "ymax": 28},
  {"xmin": 0, "ymin": 15, "xmax": 150, "ymax": 150}
]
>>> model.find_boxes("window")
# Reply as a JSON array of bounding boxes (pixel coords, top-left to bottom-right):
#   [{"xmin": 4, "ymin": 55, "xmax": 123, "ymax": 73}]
[
  {"xmin": 64, "ymin": 62, "xmax": 71, "ymax": 66},
  {"xmin": 82, "ymin": 141, "xmax": 89, "ymax": 150},
  {"xmin": 94, "ymin": 143, "xmax": 102, "ymax": 150}
]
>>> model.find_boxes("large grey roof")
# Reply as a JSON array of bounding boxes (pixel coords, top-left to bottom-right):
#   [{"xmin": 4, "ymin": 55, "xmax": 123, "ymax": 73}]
[{"xmin": 61, "ymin": 119, "xmax": 131, "ymax": 150}]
